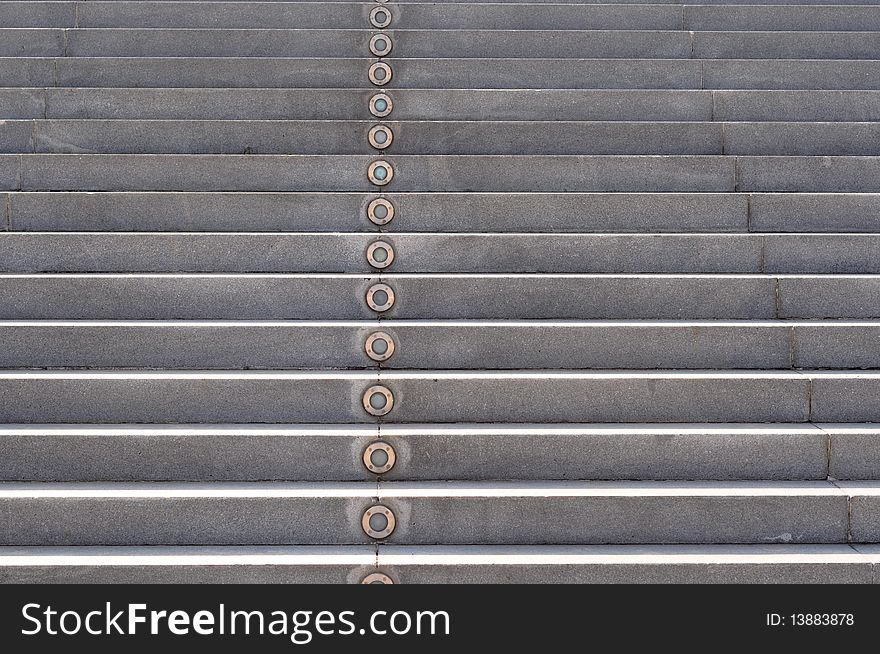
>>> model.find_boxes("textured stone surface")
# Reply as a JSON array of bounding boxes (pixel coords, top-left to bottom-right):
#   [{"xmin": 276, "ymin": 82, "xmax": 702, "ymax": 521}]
[
  {"xmin": 0, "ymin": 372, "xmax": 378, "ymax": 423},
  {"xmin": 764, "ymin": 235, "xmax": 880, "ymax": 272},
  {"xmin": 0, "ymin": 483, "xmax": 376, "ymax": 545},
  {"xmin": 0, "ymin": 29, "xmax": 65, "ymax": 57},
  {"xmin": 77, "ymin": 3, "xmax": 682, "ymax": 30},
  {"xmin": 778, "ymin": 277, "xmax": 880, "ymax": 319},
  {"xmin": 714, "ymin": 91, "xmax": 880, "ymax": 122},
  {"xmin": 0, "ymin": 233, "xmax": 764, "ymax": 272},
  {"xmin": 840, "ymin": 484, "xmax": 880, "ymax": 543},
  {"xmin": 794, "ymin": 325, "xmax": 880, "ymax": 368},
  {"xmin": 381, "ymin": 545, "xmax": 874, "ymax": 584},
  {"xmin": 810, "ymin": 375, "xmax": 880, "ymax": 422},
  {"xmin": 66, "ymin": 28, "xmax": 693, "ymax": 59},
  {"xmin": 381, "ymin": 424, "xmax": 827, "ymax": 481},
  {"xmin": 0, "ymin": 322, "xmax": 380, "ymax": 368},
  {"xmin": 384, "ymin": 323, "xmax": 790, "ymax": 368},
  {"xmin": 379, "ymin": 482, "xmax": 847, "ymax": 544},
  {"xmin": 0, "ymin": 275, "xmax": 378, "ymax": 319},
  {"xmin": 42, "ymin": 88, "xmax": 715, "ymax": 121},
  {"xmin": 380, "ymin": 276, "xmax": 777, "ymax": 319},
  {"xmin": 0, "ymin": 2, "xmax": 75, "ymax": 27},
  {"xmin": 0, "ymin": 546, "xmax": 376, "ymax": 584},
  {"xmin": 736, "ymin": 157, "xmax": 880, "ymax": 192},
  {"xmin": 695, "ymin": 32, "xmax": 880, "ymax": 60},
  {"xmin": 749, "ymin": 193, "xmax": 880, "ymax": 232},
  {"xmin": 0, "ymin": 425, "xmax": 376, "ymax": 481},
  {"xmin": 703, "ymin": 60, "xmax": 880, "ymax": 90},
  {"xmin": 380, "ymin": 372, "xmax": 810, "ymax": 423},
  {"xmin": 30, "ymin": 120, "xmax": 727, "ymax": 156},
  {"xmin": 46, "ymin": 57, "xmax": 708, "ymax": 89},
  {"xmin": 826, "ymin": 426, "xmax": 880, "ymax": 479},
  {"xmin": 725, "ymin": 124, "xmax": 880, "ymax": 156},
  {"xmin": 685, "ymin": 5, "xmax": 880, "ymax": 30},
  {"xmin": 7, "ymin": 191, "xmax": 749, "ymax": 233}
]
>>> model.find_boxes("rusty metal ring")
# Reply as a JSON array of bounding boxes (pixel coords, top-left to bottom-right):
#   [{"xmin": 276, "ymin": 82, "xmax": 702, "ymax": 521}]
[
  {"xmin": 362, "ymin": 385, "xmax": 394, "ymax": 416},
  {"xmin": 368, "ymin": 124, "xmax": 393, "ymax": 150},
  {"xmin": 369, "ymin": 34, "xmax": 393, "ymax": 57},
  {"xmin": 365, "ymin": 331, "xmax": 395, "ymax": 362},
  {"xmin": 369, "ymin": 93, "xmax": 393, "ymax": 118},
  {"xmin": 368, "ymin": 62, "xmax": 392, "ymax": 87},
  {"xmin": 362, "ymin": 505, "xmax": 396, "ymax": 539},
  {"xmin": 361, "ymin": 572, "xmax": 394, "ymax": 584},
  {"xmin": 369, "ymin": 6, "xmax": 392, "ymax": 28},
  {"xmin": 365, "ymin": 283, "xmax": 395, "ymax": 312},
  {"xmin": 366, "ymin": 241, "xmax": 395, "ymax": 269},
  {"xmin": 363, "ymin": 440, "xmax": 396, "ymax": 473},
  {"xmin": 367, "ymin": 160, "xmax": 393, "ymax": 186},
  {"xmin": 367, "ymin": 197, "xmax": 394, "ymax": 225}
]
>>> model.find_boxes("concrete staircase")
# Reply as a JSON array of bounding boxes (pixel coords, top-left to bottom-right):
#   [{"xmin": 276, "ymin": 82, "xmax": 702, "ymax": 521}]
[{"xmin": 1, "ymin": 0, "xmax": 880, "ymax": 584}]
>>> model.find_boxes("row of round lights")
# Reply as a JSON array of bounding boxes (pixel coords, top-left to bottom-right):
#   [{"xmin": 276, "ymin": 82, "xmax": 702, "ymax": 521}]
[{"xmin": 361, "ymin": 0, "xmax": 398, "ymax": 584}]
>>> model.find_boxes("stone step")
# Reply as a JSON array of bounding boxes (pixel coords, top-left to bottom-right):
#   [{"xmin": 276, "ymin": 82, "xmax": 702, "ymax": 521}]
[
  {"xmin": 0, "ymin": 545, "xmax": 377, "ymax": 584},
  {"xmin": 5, "ymin": 544, "xmax": 880, "ymax": 584},
  {"xmin": 0, "ymin": 422, "xmax": 846, "ymax": 481},
  {"xmin": 6, "ymin": 192, "xmax": 880, "ymax": 234},
  {"xmin": 3, "ymin": 120, "xmax": 880, "ymax": 156},
  {"xmin": 6, "ymin": 57, "xmax": 880, "ymax": 90},
  {"xmin": 10, "ymin": 231, "xmax": 880, "ymax": 271},
  {"xmin": 5, "ymin": 233, "xmax": 880, "ymax": 273},
  {"xmin": 59, "ymin": 3, "xmax": 880, "ymax": 31},
  {"xmin": 3, "ymin": 273, "xmax": 880, "ymax": 320},
  {"xmin": 6, "ymin": 320, "xmax": 880, "ymax": 370},
  {"xmin": 70, "ymin": 4, "xmax": 686, "ymax": 30},
  {"xmin": 0, "ymin": 370, "xmax": 878, "ymax": 423},
  {"xmin": 7, "ymin": 29, "xmax": 880, "ymax": 60},
  {"xmin": 0, "ymin": 154, "xmax": 877, "ymax": 192},
  {"xmin": 378, "ymin": 545, "xmax": 880, "ymax": 584},
  {"xmin": 0, "ymin": 480, "xmax": 875, "ymax": 545},
  {"xmin": 3, "ymin": 89, "xmax": 876, "ymax": 122}
]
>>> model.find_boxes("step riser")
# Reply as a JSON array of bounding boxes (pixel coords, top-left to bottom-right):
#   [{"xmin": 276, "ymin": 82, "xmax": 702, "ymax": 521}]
[
  {"xmin": 9, "ymin": 30, "xmax": 880, "ymax": 60},
  {"xmin": 2, "ymin": 90, "xmax": 875, "ymax": 122},
  {"xmin": 8, "ymin": 192, "xmax": 880, "ymax": 234},
  {"xmin": 6, "ymin": 234, "xmax": 880, "ymax": 273},
  {"xmin": 4, "ymin": 121, "xmax": 880, "ymax": 156},
  {"xmin": 0, "ymin": 495, "xmax": 849, "ymax": 545},
  {"xmin": 59, "ymin": 5, "xmax": 686, "ymax": 30},
  {"xmin": 0, "ymin": 430, "xmax": 829, "ymax": 482},
  {"xmin": 6, "ymin": 192, "xmax": 754, "ymax": 233},
  {"xmin": 383, "ymin": 563, "xmax": 873, "ymax": 584},
  {"xmin": 0, "ymin": 155, "xmax": 876, "ymax": 193},
  {"xmin": 0, "ymin": 375, "xmax": 850, "ymax": 423},
  {"xmin": 33, "ymin": 4, "xmax": 880, "ymax": 31},
  {"xmin": 4, "ymin": 276, "xmax": 880, "ymax": 320},
  {"xmin": 4, "ymin": 325, "xmax": 880, "ymax": 369},
  {"xmin": 0, "ymin": 565, "xmax": 372, "ymax": 584},
  {"xmin": 0, "ymin": 560, "xmax": 872, "ymax": 584},
  {"xmin": 8, "ymin": 59, "xmax": 880, "ymax": 91}
]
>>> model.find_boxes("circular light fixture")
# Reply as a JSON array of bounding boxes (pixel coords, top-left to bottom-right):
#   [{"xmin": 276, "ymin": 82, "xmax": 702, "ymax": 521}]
[
  {"xmin": 362, "ymin": 504, "xmax": 396, "ymax": 539},
  {"xmin": 362, "ymin": 385, "xmax": 394, "ymax": 416},
  {"xmin": 369, "ymin": 34, "xmax": 393, "ymax": 57},
  {"xmin": 363, "ymin": 441, "xmax": 396, "ymax": 474},
  {"xmin": 365, "ymin": 283, "xmax": 395, "ymax": 312},
  {"xmin": 368, "ymin": 160, "xmax": 393, "ymax": 186},
  {"xmin": 366, "ymin": 241, "xmax": 395, "ymax": 269},
  {"xmin": 369, "ymin": 6, "xmax": 392, "ymax": 28},
  {"xmin": 368, "ymin": 124, "xmax": 393, "ymax": 150},
  {"xmin": 361, "ymin": 572, "xmax": 394, "ymax": 585},
  {"xmin": 369, "ymin": 93, "xmax": 393, "ymax": 118},
  {"xmin": 368, "ymin": 62, "xmax": 392, "ymax": 87},
  {"xmin": 367, "ymin": 198, "xmax": 394, "ymax": 225},
  {"xmin": 364, "ymin": 331, "xmax": 395, "ymax": 362}
]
